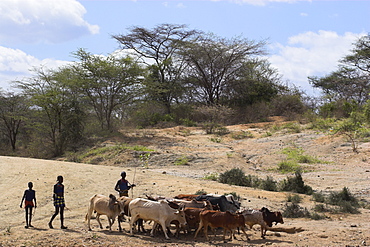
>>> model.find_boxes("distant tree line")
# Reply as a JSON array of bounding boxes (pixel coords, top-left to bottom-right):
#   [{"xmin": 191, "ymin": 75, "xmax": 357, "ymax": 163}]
[{"xmin": 0, "ymin": 24, "xmax": 369, "ymax": 158}]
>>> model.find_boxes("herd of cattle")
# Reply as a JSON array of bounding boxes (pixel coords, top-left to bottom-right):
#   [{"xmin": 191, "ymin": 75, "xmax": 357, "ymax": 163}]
[{"xmin": 85, "ymin": 193, "xmax": 284, "ymax": 242}]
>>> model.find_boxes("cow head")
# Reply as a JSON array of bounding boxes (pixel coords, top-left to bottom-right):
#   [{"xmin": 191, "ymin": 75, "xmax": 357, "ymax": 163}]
[
  {"xmin": 274, "ymin": 211, "xmax": 284, "ymax": 225},
  {"xmin": 174, "ymin": 205, "xmax": 187, "ymax": 227},
  {"xmin": 261, "ymin": 207, "xmax": 284, "ymax": 227}
]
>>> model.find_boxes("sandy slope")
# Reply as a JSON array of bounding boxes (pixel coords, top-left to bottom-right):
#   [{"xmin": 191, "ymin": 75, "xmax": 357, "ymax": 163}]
[{"xmin": 1, "ymin": 124, "xmax": 370, "ymax": 246}]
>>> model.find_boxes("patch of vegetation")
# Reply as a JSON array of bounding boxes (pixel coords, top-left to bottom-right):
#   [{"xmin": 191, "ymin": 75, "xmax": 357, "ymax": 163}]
[
  {"xmin": 286, "ymin": 194, "xmax": 302, "ymax": 203},
  {"xmin": 282, "ymin": 146, "xmax": 324, "ymax": 164},
  {"xmin": 327, "ymin": 187, "xmax": 360, "ymax": 213},
  {"xmin": 312, "ymin": 191, "xmax": 326, "ymax": 203},
  {"xmin": 231, "ymin": 130, "xmax": 254, "ymax": 139},
  {"xmin": 218, "ymin": 168, "xmax": 248, "ymax": 186},
  {"xmin": 277, "ymin": 160, "xmax": 302, "ymax": 173},
  {"xmin": 311, "ymin": 187, "xmax": 361, "ymax": 214},
  {"xmin": 276, "ymin": 146, "xmax": 327, "ymax": 173},
  {"xmin": 279, "ymin": 171, "xmax": 313, "ymax": 195},
  {"xmin": 244, "ymin": 174, "xmax": 262, "ymax": 187},
  {"xmin": 174, "ymin": 155, "xmax": 189, "ymax": 166},
  {"xmin": 203, "ymin": 172, "xmax": 219, "ymax": 181},
  {"xmin": 281, "ymin": 122, "xmax": 302, "ymax": 133},
  {"xmin": 218, "ymin": 169, "xmax": 312, "ymax": 195},
  {"xmin": 308, "ymin": 117, "xmax": 336, "ymax": 131},
  {"xmin": 74, "ymin": 143, "xmax": 155, "ymax": 164},
  {"xmin": 180, "ymin": 118, "xmax": 197, "ymax": 127},
  {"xmin": 139, "ymin": 153, "xmax": 151, "ymax": 169},
  {"xmin": 259, "ymin": 176, "xmax": 278, "ymax": 191},
  {"xmin": 284, "ymin": 202, "xmax": 325, "ymax": 220},
  {"xmin": 282, "ymin": 203, "xmax": 310, "ymax": 218},
  {"xmin": 209, "ymin": 137, "xmax": 222, "ymax": 143},
  {"xmin": 202, "ymin": 122, "xmax": 229, "ymax": 135},
  {"xmin": 310, "ymin": 212, "xmax": 326, "ymax": 220}
]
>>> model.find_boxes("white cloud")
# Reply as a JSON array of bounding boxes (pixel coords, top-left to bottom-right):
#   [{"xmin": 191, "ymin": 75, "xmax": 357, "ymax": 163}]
[
  {"xmin": 0, "ymin": 0, "xmax": 99, "ymax": 45},
  {"xmin": 269, "ymin": 31, "xmax": 365, "ymax": 95},
  {"xmin": 0, "ymin": 46, "xmax": 69, "ymax": 91}
]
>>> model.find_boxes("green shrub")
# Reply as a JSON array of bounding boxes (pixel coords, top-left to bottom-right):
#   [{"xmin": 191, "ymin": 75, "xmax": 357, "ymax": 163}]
[
  {"xmin": 312, "ymin": 192, "xmax": 326, "ymax": 203},
  {"xmin": 218, "ymin": 168, "xmax": 247, "ymax": 186},
  {"xmin": 279, "ymin": 171, "xmax": 313, "ymax": 195},
  {"xmin": 287, "ymin": 194, "xmax": 302, "ymax": 203},
  {"xmin": 282, "ymin": 203, "xmax": 310, "ymax": 218},
  {"xmin": 310, "ymin": 212, "xmax": 326, "ymax": 220},
  {"xmin": 245, "ymin": 174, "xmax": 261, "ymax": 187},
  {"xmin": 180, "ymin": 118, "xmax": 197, "ymax": 127},
  {"xmin": 259, "ymin": 176, "xmax": 278, "ymax": 191},
  {"xmin": 327, "ymin": 187, "xmax": 359, "ymax": 208},
  {"xmin": 277, "ymin": 160, "xmax": 301, "ymax": 173},
  {"xmin": 313, "ymin": 203, "xmax": 329, "ymax": 213}
]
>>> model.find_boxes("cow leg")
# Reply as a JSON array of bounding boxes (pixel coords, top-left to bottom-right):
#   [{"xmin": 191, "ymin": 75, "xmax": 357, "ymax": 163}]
[
  {"xmin": 194, "ymin": 220, "xmax": 204, "ymax": 240},
  {"xmin": 203, "ymin": 223, "xmax": 210, "ymax": 241},
  {"xmin": 117, "ymin": 217, "xmax": 122, "ymax": 232},
  {"xmin": 137, "ymin": 219, "xmax": 145, "ymax": 233},
  {"xmin": 96, "ymin": 213, "xmax": 103, "ymax": 229},
  {"xmin": 160, "ymin": 221, "xmax": 170, "ymax": 240},
  {"xmin": 150, "ymin": 222, "xmax": 157, "ymax": 237},
  {"xmin": 86, "ymin": 202, "xmax": 95, "ymax": 231},
  {"xmin": 129, "ymin": 214, "xmax": 139, "ymax": 235},
  {"xmin": 240, "ymin": 226, "xmax": 250, "ymax": 241},
  {"xmin": 260, "ymin": 225, "xmax": 266, "ymax": 238},
  {"xmin": 86, "ymin": 212, "xmax": 92, "ymax": 231}
]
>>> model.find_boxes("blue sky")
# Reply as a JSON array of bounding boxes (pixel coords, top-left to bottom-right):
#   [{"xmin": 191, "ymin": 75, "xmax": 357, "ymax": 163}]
[{"xmin": 0, "ymin": 0, "xmax": 369, "ymax": 95}]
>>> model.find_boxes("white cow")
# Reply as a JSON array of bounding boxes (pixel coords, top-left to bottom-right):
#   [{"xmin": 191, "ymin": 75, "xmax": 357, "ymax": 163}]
[
  {"xmin": 129, "ymin": 198, "xmax": 187, "ymax": 239},
  {"xmin": 86, "ymin": 194, "xmax": 125, "ymax": 232}
]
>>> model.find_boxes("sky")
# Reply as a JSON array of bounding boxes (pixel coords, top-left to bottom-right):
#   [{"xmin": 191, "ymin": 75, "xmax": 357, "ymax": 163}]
[{"xmin": 0, "ymin": 0, "xmax": 369, "ymax": 96}]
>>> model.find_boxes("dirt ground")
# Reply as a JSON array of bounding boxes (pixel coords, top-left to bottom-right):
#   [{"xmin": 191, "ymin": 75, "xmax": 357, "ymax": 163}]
[{"xmin": 1, "ymin": 120, "xmax": 370, "ymax": 246}]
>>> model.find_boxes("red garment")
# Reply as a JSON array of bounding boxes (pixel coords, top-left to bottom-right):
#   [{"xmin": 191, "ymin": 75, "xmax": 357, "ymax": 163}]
[{"xmin": 24, "ymin": 200, "xmax": 34, "ymax": 208}]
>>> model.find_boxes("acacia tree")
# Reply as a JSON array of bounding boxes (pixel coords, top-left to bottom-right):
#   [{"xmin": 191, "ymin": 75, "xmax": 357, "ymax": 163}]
[
  {"xmin": 16, "ymin": 67, "xmax": 85, "ymax": 157},
  {"xmin": 309, "ymin": 34, "xmax": 370, "ymax": 105},
  {"xmin": 71, "ymin": 48, "xmax": 144, "ymax": 131},
  {"xmin": 0, "ymin": 92, "xmax": 29, "ymax": 151},
  {"xmin": 180, "ymin": 33, "xmax": 267, "ymax": 105},
  {"xmin": 112, "ymin": 23, "xmax": 200, "ymax": 114},
  {"xmin": 224, "ymin": 58, "xmax": 285, "ymax": 106}
]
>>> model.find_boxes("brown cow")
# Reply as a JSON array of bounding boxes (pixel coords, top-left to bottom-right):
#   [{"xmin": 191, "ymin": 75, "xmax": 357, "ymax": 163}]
[
  {"xmin": 261, "ymin": 207, "xmax": 284, "ymax": 227},
  {"xmin": 194, "ymin": 210, "xmax": 249, "ymax": 241},
  {"xmin": 174, "ymin": 194, "xmax": 200, "ymax": 200},
  {"xmin": 117, "ymin": 196, "xmax": 145, "ymax": 233},
  {"xmin": 183, "ymin": 207, "xmax": 206, "ymax": 233}
]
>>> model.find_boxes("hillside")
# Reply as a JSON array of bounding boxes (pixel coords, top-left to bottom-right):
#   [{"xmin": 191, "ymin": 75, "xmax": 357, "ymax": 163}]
[{"xmin": 1, "ymin": 119, "xmax": 369, "ymax": 246}]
